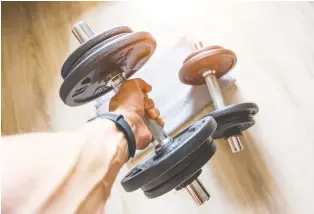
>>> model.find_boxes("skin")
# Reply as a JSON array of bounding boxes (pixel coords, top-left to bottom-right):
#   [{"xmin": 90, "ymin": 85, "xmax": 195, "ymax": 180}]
[{"xmin": 2, "ymin": 78, "xmax": 164, "ymax": 214}]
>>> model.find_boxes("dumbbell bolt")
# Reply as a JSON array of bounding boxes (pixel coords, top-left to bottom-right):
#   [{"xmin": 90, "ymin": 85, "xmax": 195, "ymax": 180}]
[
  {"xmin": 193, "ymin": 41, "xmax": 243, "ymax": 153},
  {"xmin": 72, "ymin": 22, "xmax": 210, "ymax": 205},
  {"xmin": 72, "ymin": 21, "xmax": 94, "ymax": 44},
  {"xmin": 186, "ymin": 178, "xmax": 210, "ymax": 205}
]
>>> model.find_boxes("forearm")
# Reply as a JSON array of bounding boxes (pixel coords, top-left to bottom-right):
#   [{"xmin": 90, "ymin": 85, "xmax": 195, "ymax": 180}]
[{"xmin": 2, "ymin": 119, "xmax": 129, "ymax": 214}]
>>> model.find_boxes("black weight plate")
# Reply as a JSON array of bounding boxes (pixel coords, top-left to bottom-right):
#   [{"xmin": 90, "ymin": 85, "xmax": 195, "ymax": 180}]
[
  {"xmin": 61, "ymin": 26, "xmax": 133, "ymax": 79},
  {"xmin": 183, "ymin": 46, "xmax": 223, "ymax": 64},
  {"xmin": 208, "ymin": 102, "xmax": 259, "ymax": 139},
  {"xmin": 141, "ymin": 134, "xmax": 212, "ymax": 191},
  {"xmin": 175, "ymin": 169, "xmax": 202, "ymax": 191},
  {"xmin": 68, "ymin": 33, "xmax": 128, "ymax": 78},
  {"xmin": 179, "ymin": 48, "xmax": 237, "ymax": 85},
  {"xmin": 60, "ymin": 31, "xmax": 156, "ymax": 106},
  {"xmin": 214, "ymin": 114, "xmax": 254, "ymax": 138},
  {"xmin": 121, "ymin": 116, "xmax": 217, "ymax": 192},
  {"xmin": 143, "ymin": 140, "xmax": 216, "ymax": 199}
]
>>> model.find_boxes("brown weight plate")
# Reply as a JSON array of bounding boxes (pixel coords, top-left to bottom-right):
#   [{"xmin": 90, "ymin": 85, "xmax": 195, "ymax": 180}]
[
  {"xmin": 183, "ymin": 45, "xmax": 223, "ymax": 64},
  {"xmin": 179, "ymin": 48, "xmax": 237, "ymax": 85}
]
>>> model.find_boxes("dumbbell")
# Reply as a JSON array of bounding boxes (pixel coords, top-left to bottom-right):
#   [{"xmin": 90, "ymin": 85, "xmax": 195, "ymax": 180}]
[
  {"xmin": 59, "ymin": 21, "xmax": 217, "ymax": 205},
  {"xmin": 179, "ymin": 41, "xmax": 259, "ymax": 153}
]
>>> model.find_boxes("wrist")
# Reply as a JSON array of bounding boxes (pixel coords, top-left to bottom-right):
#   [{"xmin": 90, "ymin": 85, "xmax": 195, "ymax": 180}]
[
  {"xmin": 111, "ymin": 107, "xmax": 152, "ymax": 151},
  {"xmin": 116, "ymin": 137, "xmax": 129, "ymax": 164},
  {"xmin": 81, "ymin": 118, "xmax": 129, "ymax": 165},
  {"xmin": 103, "ymin": 119, "xmax": 129, "ymax": 165},
  {"xmin": 110, "ymin": 108, "xmax": 137, "ymax": 134}
]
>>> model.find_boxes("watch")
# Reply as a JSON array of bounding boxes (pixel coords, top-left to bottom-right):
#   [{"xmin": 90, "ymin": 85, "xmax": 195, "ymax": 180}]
[{"xmin": 88, "ymin": 113, "xmax": 136, "ymax": 159}]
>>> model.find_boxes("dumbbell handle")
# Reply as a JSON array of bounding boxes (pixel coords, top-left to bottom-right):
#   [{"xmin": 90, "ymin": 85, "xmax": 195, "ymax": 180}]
[
  {"xmin": 73, "ymin": 21, "xmax": 168, "ymax": 153},
  {"xmin": 112, "ymin": 81, "xmax": 168, "ymax": 153},
  {"xmin": 194, "ymin": 41, "xmax": 243, "ymax": 153}
]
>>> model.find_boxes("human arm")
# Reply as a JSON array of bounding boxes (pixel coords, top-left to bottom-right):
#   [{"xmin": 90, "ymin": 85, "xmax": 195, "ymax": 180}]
[{"xmin": 1, "ymin": 78, "xmax": 162, "ymax": 214}]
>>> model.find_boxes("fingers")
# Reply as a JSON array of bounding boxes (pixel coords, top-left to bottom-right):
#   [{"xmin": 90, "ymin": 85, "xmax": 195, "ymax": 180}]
[
  {"xmin": 144, "ymin": 97, "xmax": 154, "ymax": 110},
  {"xmin": 156, "ymin": 116, "xmax": 165, "ymax": 127},
  {"xmin": 147, "ymin": 108, "xmax": 164, "ymax": 127},
  {"xmin": 121, "ymin": 78, "xmax": 165, "ymax": 127},
  {"xmin": 144, "ymin": 96, "xmax": 165, "ymax": 127},
  {"xmin": 134, "ymin": 78, "xmax": 152, "ymax": 93},
  {"xmin": 147, "ymin": 107, "xmax": 160, "ymax": 119}
]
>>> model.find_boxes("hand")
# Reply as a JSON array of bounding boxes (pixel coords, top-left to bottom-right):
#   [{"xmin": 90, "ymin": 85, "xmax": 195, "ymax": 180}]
[{"xmin": 109, "ymin": 78, "xmax": 164, "ymax": 149}]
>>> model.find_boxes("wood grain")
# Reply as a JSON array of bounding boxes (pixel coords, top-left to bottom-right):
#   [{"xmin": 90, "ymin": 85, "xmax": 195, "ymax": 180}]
[
  {"xmin": 2, "ymin": 2, "xmax": 314, "ymax": 214},
  {"xmin": 1, "ymin": 2, "xmax": 100, "ymax": 135}
]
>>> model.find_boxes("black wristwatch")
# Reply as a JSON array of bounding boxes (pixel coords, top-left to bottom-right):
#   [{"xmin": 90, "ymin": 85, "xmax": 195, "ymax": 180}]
[{"xmin": 88, "ymin": 113, "xmax": 136, "ymax": 159}]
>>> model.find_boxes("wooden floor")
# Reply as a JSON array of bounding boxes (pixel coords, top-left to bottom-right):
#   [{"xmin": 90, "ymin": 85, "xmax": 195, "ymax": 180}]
[{"xmin": 2, "ymin": 2, "xmax": 314, "ymax": 214}]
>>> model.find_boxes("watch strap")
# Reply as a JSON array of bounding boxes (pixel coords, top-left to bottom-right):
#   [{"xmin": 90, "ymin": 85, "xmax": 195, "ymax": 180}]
[{"xmin": 88, "ymin": 113, "xmax": 136, "ymax": 159}]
